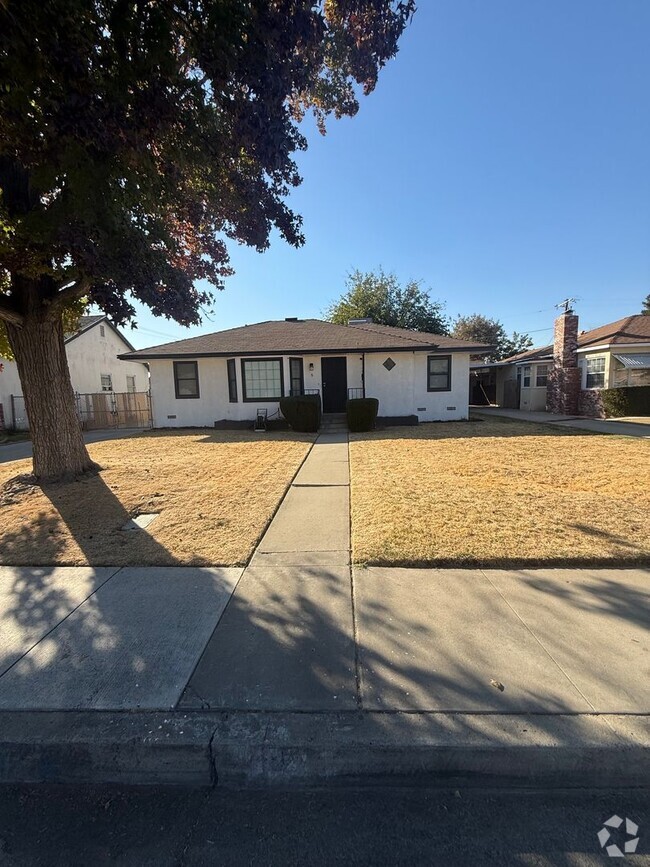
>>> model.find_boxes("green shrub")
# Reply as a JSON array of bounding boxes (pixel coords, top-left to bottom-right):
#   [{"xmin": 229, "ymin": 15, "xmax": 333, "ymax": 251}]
[
  {"xmin": 347, "ymin": 397, "xmax": 379, "ymax": 432},
  {"xmin": 600, "ymin": 386, "xmax": 650, "ymax": 418},
  {"xmin": 279, "ymin": 394, "xmax": 322, "ymax": 432}
]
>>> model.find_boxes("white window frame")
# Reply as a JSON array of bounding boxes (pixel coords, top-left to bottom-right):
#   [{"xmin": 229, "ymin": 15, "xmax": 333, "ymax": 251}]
[
  {"xmin": 585, "ymin": 356, "xmax": 606, "ymax": 389},
  {"xmin": 100, "ymin": 373, "xmax": 113, "ymax": 392},
  {"xmin": 535, "ymin": 364, "xmax": 549, "ymax": 388},
  {"xmin": 522, "ymin": 365, "xmax": 531, "ymax": 388},
  {"xmin": 126, "ymin": 375, "xmax": 137, "ymax": 393}
]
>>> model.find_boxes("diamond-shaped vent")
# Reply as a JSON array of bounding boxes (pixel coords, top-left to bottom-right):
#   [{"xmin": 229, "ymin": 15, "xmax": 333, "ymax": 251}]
[{"xmin": 383, "ymin": 357, "xmax": 396, "ymax": 371}]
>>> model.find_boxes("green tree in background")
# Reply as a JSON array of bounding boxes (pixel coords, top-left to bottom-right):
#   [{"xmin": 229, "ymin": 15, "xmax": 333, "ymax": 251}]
[
  {"xmin": 452, "ymin": 314, "xmax": 533, "ymax": 361},
  {"xmin": 325, "ymin": 269, "xmax": 449, "ymax": 334},
  {"xmin": 641, "ymin": 294, "xmax": 650, "ymax": 315},
  {"xmin": 0, "ymin": 0, "xmax": 415, "ymax": 479}
]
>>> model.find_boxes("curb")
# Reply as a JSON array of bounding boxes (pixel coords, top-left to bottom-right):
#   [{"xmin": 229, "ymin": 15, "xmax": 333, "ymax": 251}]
[{"xmin": 0, "ymin": 711, "xmax": 648, "ymax": 789}]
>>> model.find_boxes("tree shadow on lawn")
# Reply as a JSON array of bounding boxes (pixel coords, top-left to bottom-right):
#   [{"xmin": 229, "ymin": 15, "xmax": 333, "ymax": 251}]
[
  {"xmin": 0, "ymin": 471, "xmax": 181, "ymax": 567},
  {"xmin": 0, "ymin": 474, "xmax": 229, "ymax": 711},
  {"xmin": 136, "ymin": 426, "xmax": 317, "ymax": 447}
]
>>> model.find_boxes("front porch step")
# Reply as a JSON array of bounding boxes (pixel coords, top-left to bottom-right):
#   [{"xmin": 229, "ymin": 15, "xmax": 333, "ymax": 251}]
[{"xmin": 320, "ymin": 413, "xmax": 348, "ymax": 433}]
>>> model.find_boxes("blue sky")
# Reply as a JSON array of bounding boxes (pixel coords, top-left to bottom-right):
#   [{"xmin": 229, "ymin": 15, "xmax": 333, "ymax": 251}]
[{"xmin": 123, "ymin": 0, "xmax": 650, "ymax": 350}]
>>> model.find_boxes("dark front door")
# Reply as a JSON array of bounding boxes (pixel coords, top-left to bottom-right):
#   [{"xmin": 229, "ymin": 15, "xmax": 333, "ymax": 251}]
[{"xmin": 321, "ymin": 356, "xmax": 347, "ymax": 413}]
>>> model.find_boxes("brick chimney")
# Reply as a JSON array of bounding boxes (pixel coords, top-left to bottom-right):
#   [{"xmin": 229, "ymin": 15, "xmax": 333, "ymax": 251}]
[{"xmin": 546, "ymin": 310, "xmax": 581, "ymax": 414}]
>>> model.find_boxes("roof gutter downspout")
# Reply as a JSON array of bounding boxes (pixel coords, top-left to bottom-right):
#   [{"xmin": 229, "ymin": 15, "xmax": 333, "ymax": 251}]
[{"xmin": 362, "ymin": 352, "xmax": 366, "ymax": 398}]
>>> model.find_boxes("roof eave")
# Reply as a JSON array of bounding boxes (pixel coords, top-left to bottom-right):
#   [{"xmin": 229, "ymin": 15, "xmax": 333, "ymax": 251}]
[{"xmin": 119, "ymin": 343, "xmax": 487, "ymax": 361}]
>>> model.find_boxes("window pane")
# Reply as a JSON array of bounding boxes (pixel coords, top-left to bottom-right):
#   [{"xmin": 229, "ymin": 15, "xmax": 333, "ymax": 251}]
[
  {"xmin": 227, "ymin": 359, "xmax": 237, "ymax": 402},
  {"xmin": 586, "ymin": 372, "xmax": 605, "ymax": 388},
  {"xmin": 427, "ymin": 356, "xmax": 450, "ymax": 390},
  {"xmin": 290, "ymin": 358, "xmax": 303, "ymax": 395},
  {"xmin": 585, "ymin": 357, "xmax": 605, "ymax": 389},
  {"xmin": 428, "ymin": 358, "xmax": 449, "ymax": 374},
  {"xmin": 243, "ymin": 360, "xmax": 282, "ymax": 399},
  {"xmin": 536, "ymin": 364, "xmax": 548, "ymax": 387},
  {"xmin": 175, "ymin": 362, "xmax": 197, "ymax": 380},
  {"xmin": 174, "ymin": 361, "xmax": 199, "ymax": 397}
]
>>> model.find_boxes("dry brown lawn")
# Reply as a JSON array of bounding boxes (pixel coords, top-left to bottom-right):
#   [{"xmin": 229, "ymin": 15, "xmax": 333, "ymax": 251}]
[
  {"xmin": 0, "ymin": 429, "xmax": 314, "ymax": 566},
  {"xmin": 349, "ymin": 417, "xmax": 650, "ymax": 567}
]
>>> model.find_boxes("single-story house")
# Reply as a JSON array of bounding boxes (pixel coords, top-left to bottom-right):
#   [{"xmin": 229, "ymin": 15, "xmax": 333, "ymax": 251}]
[
  {"xmin": 471, "ymin": 312, "xmax": 650, "ymax": 416},
  {"xmin": 0, "ymin": 314, "xmax": 149, "ymax": 429},
  {"xmin": 119, "ymin": 318, "xmax": 489, "ymax": 428}
]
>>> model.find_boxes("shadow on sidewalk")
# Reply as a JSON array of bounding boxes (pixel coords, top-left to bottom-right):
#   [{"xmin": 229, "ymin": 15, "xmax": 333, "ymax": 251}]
[{"xmin": 0, "ymin": 475, "xmax": 236, "ymax": 708}]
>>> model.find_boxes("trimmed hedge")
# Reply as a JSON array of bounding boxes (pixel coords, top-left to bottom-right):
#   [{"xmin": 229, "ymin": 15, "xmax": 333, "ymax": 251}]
[
  {"xmin": 279, "ymin": 393, "xmax": 322, "ymax": 432},
  {"xmin": 347, "ymin": 397, "xmax": 379, "ymax": 432},
  {"xmin": 600, "ymin": 386, "xmax": 650, "ymax": 418}
]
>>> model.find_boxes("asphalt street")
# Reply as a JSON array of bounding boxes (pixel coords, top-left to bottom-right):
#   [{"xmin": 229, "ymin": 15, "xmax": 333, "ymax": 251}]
[{"xmin": 0, "ymin": 786, "xmax": 647, "ymax": 866}]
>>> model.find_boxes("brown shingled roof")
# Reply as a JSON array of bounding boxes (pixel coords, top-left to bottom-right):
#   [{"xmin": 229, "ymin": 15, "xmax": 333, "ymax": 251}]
[
  {"xmin": 499, "ymin": 314, "xmax": 650, "ymax": 365},
  {"xmin": 120, "ymin": 318, "xmax": 490, "ymax": 359},
  {"xmin": 577, "ymin": 315, "xmax": 650, "ymax": 348}
]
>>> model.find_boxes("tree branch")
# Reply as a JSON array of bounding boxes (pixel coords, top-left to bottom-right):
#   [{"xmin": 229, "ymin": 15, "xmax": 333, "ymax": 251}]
[
  {"xmin": 46, "ymin": 278, "xmax": 91, "ymax": 315},
  {"xmin": 0, "ymin": 295, "xmax": 24, "ymax": 328}
]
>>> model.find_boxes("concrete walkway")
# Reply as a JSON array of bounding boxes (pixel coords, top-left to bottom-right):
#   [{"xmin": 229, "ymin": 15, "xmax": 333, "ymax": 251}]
[
  {"xmin": 473, "ymin": 406, "xmax": 650, "ymax": 438},
  {"xmin": 0, "ymin": 427, "xmax": 146, "ymax": 464},
  {"xmin": 0, "ymin": 429, "xmax": 648, "ymax": 786},
  {"xmin": 183, "ymin": 432, "xmax": 353, "ymax": 710}
]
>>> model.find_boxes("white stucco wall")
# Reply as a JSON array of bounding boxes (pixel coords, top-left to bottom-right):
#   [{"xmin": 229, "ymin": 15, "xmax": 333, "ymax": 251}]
[
  {"xmin": 364, "ymin": 351, "xmax": 470, "ymax": 421},
  {"xmin": 0, "ymin": 360, "xmax": 23, "ymax": 426},
  {"xmin": 148, "ymin": 351, "xmax": 470, "ymax": 427},
  {"xmin": 0, "ymin": 321, "xmax": 148, "ymax": 428},
  {"xmin": 149, "ymin": 354, "xmax": 365, "ymax": 427},
  {"xmin": 66, "ymin": 324, "xmax": 148, "ymax": 394}
]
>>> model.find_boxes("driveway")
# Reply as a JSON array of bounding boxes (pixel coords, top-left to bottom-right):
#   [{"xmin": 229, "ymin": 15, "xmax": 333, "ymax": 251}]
[
  {"xmin": 473, "ymin": 407, "xmax": 650, "ymax": 438},
  {"xmin": 0, "ymin": 428, "xmax": 146, "ymax": 465}
]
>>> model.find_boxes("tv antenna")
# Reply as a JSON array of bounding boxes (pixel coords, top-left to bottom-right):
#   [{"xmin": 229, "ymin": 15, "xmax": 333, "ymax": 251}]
[{"xmin": 555, "ymin": 297, "xmax": 578, "ymax": 313}]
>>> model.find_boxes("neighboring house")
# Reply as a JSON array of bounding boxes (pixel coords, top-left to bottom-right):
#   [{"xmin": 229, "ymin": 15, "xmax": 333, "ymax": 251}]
[
  {"xmin": 471, "ymin": 312, "xmax": 650, "ymax": 417},
  {"xmin": 0, "ymin": 315, "xmax": 149, "ymax": 428},
  {"xmin": 119, "ymin": 318, "xmax": 489, "ymax": 428}
]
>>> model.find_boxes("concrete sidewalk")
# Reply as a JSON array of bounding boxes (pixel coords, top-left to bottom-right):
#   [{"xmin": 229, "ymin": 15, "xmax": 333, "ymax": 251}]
[
  {"xmin": 473, "ymin": 406, "xmax": 650, "ymax": 438},
  {"xmin": 0, "ymin": 430, "xmax": 648, "ymax": 786}
]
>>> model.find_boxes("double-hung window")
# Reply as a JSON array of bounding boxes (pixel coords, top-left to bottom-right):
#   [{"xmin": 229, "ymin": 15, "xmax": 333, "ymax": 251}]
[
  {"xmin": 535, "ymin": 364, "xmax": 549, "ymax": 387},
  {"xmin": 100, "ymin": 373, "xmax": 113, "ymax": 392},
  {"xmin": 126, "ymin": 375, "xmax": 137, "ymax": 393},
  {"xmin": 586, "ymin": 356, "xmax": 606, "ymax": 389},
  {"xmin": 227, "ymin": 359, "xmax": 238, "ymax": 402},
  {"xmin": 289, "ymin": 358, "xmax": 304, "ymax": 396},
  {"xmin": 173, "ymin": 360, "xmax": 200, "ymax": 398},
  {"xmin": 522, "ymin": 365, "xmax": 531, "ymax": 388},
  {"xmin": 427, "ymin": 355, "xmax": 451, "ymax": 392},
  {"xmin": 241, "ymin": 358, "xmax": 284, "ymax": 401}
]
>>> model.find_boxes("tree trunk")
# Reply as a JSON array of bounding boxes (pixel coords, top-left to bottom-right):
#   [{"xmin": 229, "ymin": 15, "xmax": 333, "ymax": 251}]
[{"xmin": 6, "ymin": 315, "xmax": 99, "ymax": 481}]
